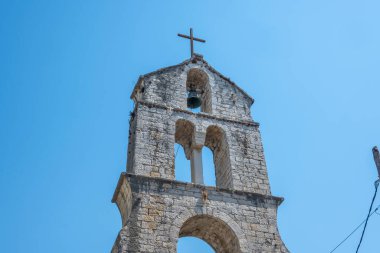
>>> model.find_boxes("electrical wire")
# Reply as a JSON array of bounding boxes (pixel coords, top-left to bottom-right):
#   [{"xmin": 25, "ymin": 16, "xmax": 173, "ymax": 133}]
[
  {"xmin": 355, "ymin": 182, "xmax": 379, "ymax": 253},
  {"xmin": 329, "ymin": 202, "xmax": 380, "ymax": 253}
]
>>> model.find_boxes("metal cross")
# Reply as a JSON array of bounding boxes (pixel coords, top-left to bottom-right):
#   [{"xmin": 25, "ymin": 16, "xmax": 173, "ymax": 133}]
[{"xmin": 178, "ymin": 28, "xmax": 206, "ymax": 57}]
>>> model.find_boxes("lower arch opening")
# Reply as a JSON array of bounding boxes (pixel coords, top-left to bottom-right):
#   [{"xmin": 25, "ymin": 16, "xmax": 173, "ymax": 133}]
[
  {"xmin": 178, "ymin": 215, "xmax": 241, "ymax": 253},
  {"xmin": 177, "ymin": 236, "xmax": 215, "ymax": 253}
]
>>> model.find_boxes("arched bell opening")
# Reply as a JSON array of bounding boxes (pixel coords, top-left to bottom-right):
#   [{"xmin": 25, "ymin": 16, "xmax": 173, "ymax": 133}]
[
  {"xmin": 186, "ymin": 68, "xmax": 212, "ymax": 113},
  {"xmin": 205, "ymin": 125, "xmax": 233, "ymax": 189},
  {"xmin": 174, "ymin": 119, "xmax": 195, "ymax": 182},
  {"xmin": 178, "ymin": 215, "xmax": 241, "ymax": 253}
]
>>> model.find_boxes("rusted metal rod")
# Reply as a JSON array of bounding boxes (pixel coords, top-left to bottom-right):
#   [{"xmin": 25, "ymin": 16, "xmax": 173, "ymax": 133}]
[{"xmin": 372, "ymin": 146, "xmax": 380, "ymax": 179}]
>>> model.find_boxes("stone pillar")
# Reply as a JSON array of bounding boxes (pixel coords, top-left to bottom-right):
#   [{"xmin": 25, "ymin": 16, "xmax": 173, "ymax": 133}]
[
  {"xmin": 190, "ymin": 130, "xmax": 206, "ymax": 184},
  {"xmin": 191, "ymin": 148, "xmax": 204, "ymax": 184}
]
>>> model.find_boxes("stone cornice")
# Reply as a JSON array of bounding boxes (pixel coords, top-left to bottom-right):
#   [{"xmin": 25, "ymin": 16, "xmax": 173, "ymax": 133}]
[
  {"xmin": 112, "ymin": 173, "xmax": 284, "ymax": 205},
  {"xmin": 134, "ymin": 101, "xmax": 260, "ymax": 127}
]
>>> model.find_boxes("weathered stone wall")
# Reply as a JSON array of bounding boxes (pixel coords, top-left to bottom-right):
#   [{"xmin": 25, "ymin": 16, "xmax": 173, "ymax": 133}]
[
  {"xmin": 132, "ymin": 58, "xmax": 253, "ymax": 122},
  {"xmin": 111, "ymin": 174, "xmax": 289, "ymax": 253},
  {"xmin": 126, "ymin": 111, "xmax": 138, "ymax": 174},
  {"xmin": 128, "ymin": 102, "xmax": 271, "ymax": 195}
]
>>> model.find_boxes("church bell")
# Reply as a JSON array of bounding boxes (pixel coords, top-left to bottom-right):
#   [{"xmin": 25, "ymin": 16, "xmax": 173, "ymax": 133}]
[{"xmin": 187, "ymin": 89, "xmax": 202, "ymax": 109}]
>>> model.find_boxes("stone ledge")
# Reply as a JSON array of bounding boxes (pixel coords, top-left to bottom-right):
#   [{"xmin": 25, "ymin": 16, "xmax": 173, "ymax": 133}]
[
  {"xmin": 112, "ymin": 172, "xmax": 284, "ymax": 205},
  {"xmin": 134, "ymin": 101, "xmax": 260, "ymax": 127}
]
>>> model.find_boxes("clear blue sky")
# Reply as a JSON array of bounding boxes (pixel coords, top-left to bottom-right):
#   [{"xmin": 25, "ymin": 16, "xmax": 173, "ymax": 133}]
[{"xmin": 1, "ymin": 1, "xmax": 380, "ymax": 252}]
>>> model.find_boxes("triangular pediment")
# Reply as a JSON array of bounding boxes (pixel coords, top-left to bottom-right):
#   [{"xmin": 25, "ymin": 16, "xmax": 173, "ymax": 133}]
[{"xmin": 131, "ymin": 56, "xmax": 254, "ymax": 106}]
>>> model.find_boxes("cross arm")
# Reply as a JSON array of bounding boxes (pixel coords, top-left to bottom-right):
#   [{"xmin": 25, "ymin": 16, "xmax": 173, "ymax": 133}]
[{"xmin": 177, "ymin": 33, "xmax": 206, "ymax": 43}]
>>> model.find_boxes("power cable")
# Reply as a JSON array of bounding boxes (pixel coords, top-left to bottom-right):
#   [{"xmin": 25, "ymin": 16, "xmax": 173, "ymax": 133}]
[
  {"xmin": 355, "ymin": 181, "xmax": 379, "ymax": 253},
  {"xmin": 329, "ymin": 197, "xmax": 379, "ymax": 253},
  {"xmin": 330, "ymin": 147, "xmax": 380, "ymax": 252}
]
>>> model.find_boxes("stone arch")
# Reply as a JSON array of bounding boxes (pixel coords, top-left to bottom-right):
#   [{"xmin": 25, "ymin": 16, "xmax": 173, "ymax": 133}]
[
  {"xmin": 179, "ymin": 215, "xmax": 241, "ymax": 253},
  {"xmin": 205, "ymin": 125, "xmax": 233, "ymax": 189},
  {"xmin": 170, "ymin": 207, "xmax": 248, "ymax": 253},
  {"xmin": 175, "ymin": 119, "xmax": 195, "ymax": 160},
  {"xmin": 174, "ymin": 119, "xmax": 195, "ymax": 182},
  {"xmin": 186, "ymin": 68, "xmax": 212, "ymax": 113}
]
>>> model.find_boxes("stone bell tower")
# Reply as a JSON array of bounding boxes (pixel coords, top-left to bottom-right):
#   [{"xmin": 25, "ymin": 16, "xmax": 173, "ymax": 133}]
[{"xmin": 111, "ymin": 54, "xmax": 289, "ymax": 253}]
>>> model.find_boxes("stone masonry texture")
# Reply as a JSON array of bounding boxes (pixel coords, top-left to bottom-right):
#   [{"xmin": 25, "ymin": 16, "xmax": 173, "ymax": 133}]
[{"xmin": 111, "ymin": 55, "xmax": 289, "ymax": 252}]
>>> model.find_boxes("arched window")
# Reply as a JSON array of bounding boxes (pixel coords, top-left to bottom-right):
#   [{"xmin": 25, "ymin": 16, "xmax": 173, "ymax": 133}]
[
  {"xmin": 174, "ymin": 143, "xmax": 191, "ymax": 182},
  {"xmin": 174, "ymin": 119, "xmax": 194, "ymax": 183},
  {"xmin": 205, "ymin": 126, "xmax": 232, "ymax": 189},
  {"xmin": 202, "ymin": 146, "xmax": 216, "ymax": 186},
  {"xmin": 174, "ymin": 121, "xmax": 231, "ymax": 188},
  {"xmin": 186, "ymin": 68, "xmax": 212, "ymax": 113}
]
